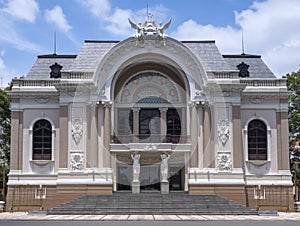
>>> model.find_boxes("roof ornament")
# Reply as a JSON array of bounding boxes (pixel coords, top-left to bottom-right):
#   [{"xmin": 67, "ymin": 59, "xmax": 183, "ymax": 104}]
[{"xmin": 128, "ymin": 13, "xmax": 172, "ymax": 47}]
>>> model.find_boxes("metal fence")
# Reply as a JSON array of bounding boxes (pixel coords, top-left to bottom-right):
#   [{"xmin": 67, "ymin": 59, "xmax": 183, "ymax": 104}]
[
  {"xmin": 256, "ymin": 186, "xmax": 290, "ymax": 211},
  {"xmin": 11, "ymin": 185, "xmax": 45, "ymax": 212}
]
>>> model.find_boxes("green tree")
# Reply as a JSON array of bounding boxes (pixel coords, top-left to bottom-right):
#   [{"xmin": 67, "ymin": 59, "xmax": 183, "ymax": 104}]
[
  {"xmin": 0, "ymin": 86, "xmax": 11, "ymax": 164},
  {"xmin": 284, "ymin": 70, "xmax": 300, "ymax": 158},
  {"xmin": 0, "ymin": 85, "xmax": 11, "ymax": 201},
  {"xmin": 284, "ymin": 70, "xmax": 300, "ymax": 200}
]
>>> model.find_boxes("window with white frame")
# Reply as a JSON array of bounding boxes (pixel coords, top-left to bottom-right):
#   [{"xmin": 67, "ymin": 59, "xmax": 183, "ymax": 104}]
[
  {"xmin": 32, "ymin": 119, "xmax": 52, "ymax": 160},
  {"xmin": 248, "ymin": 119, "xmax": 267, "ymax": 160}
]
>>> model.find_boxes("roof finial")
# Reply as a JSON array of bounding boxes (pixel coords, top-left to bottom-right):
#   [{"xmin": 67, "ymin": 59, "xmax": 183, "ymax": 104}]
[
  {"xmin": 242, "ymin": 30, "xmax": 245, "ymax": 55},
  {"xmin": 147, "ymin": 3, "xmax": 149, "ymax": 18},
  {"xmin": 54, "ymin": 30, "xmax": 57, "ymax": 55}
]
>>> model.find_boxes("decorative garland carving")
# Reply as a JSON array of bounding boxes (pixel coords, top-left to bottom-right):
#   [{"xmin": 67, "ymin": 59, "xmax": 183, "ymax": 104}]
[
  {"xmin": 71, "ymin": 108, "xmax": 83, "ymax": 145},
  {"xmin": 217, "ymin": 153, "xmax": 232, "ymax": 171},
  {"xmin": 72, "ymin": 118, "xmax": 83, "ymax": 145},
  {"xmin": 70, "ymin": 153, "xmax": 85, "ymax": 171},
  {"xmin": 218, "ymin": 118, "xmax": 230, "ymax": 145}
]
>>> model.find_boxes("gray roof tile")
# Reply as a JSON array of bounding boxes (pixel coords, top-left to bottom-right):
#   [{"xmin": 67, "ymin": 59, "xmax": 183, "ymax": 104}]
[
  {"xmin": 26, "ymin": 54, "xmax": 76, "ymax": 80},
  {"xmin": 223, "ymin": 54, "xmax": 276, "ymax": 78},
  {"xmin": 24, "ymin": 40, "xmax": 275, "ymax": 79},
  {"xmin": 183, "ymin": 41, "xmax": 233, "ymax": 71},
  {"xmin": 67, "ymin": 41, "xmax": 118, "ymax": 72}
]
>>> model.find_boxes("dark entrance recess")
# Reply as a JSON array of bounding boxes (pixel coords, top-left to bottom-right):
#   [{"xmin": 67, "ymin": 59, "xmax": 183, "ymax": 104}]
[{"xmin": 169, "ymin": 168, "xmax": 183, "ymax": 191}]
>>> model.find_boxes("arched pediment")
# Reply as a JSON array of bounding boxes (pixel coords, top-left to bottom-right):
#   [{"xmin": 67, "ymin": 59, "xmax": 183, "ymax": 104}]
[{"xmin": 93, "ymin": 37, "xmax": 208, "ymax": 100}]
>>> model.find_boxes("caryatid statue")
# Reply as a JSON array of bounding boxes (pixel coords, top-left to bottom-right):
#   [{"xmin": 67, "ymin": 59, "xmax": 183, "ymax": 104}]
[
  {"xmin": 161, "ymin": 153, "xmax": 170, "ymax": 182},
  {"xmin": 131, "ymin": 153, "xmax": 141, "ymax": 182}
]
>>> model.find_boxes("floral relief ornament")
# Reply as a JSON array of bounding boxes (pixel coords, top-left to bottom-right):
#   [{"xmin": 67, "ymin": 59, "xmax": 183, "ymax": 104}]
[
  {"xmin": 72, "ymin": 118, "xmax": 83, "ymax": 145},
  {"xmin": 217, "ymin": 153, "xmax": 232, "ymax": 171},
  {"xmin": 70, "ymin": 153, "xmax": 84, "ymax": 171},
  {"xmin": 218, "ymin": 118, "xmax": 230, "ymax": 145}
]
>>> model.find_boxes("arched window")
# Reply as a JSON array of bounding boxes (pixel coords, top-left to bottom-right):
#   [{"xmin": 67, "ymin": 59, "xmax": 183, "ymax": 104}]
[
  {"xmin": 33, "ymin": 119, "xmax": 52, "ymax": 160},
  {"xmin": 248, "ymin": 119, "xmax": 267, "ymax": 160}
]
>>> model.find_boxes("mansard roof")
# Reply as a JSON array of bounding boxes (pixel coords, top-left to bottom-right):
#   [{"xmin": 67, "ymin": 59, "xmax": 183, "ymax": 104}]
[
  {"xmin": 26, "ymin": 54, "xmax": 76, "ymax": 80},
  {"xmin": 223, "ymin": 54, "xmax": 276, "ymax": 78},
  {"xmin": 25, "ymin": 40, "xmax": 276, "ymax": 80}
]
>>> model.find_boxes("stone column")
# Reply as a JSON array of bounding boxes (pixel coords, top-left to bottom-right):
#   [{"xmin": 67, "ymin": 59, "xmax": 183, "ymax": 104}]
[
  {"xmin": 190, "ymin": 102, "xmax": 198, "ymax": 167},
  {"xmin": 97, "ymin": 105, "xmax": 104, "ymax": 169},
  {"xmin": 232, "ymin": 106, "xmax": 242, "ymax": 168},
  {"xmin": 159, "ymin": 107, "xmax": 167, "ymax": 142},
  {"xmin": 203, "ymin": 105, "xmax": 213, "ymax": 168},
  {"xmin": 277, "ymin": 111, "xmax": 290, "ymax": 170},
  {"xmin": 59, "ymin": 105, "xmax": 68, "ymax": 168},
  {"xmin": 10, "ymin": 111, "xmax": 23, "ymax": 171},
  {"xmin": 103, "ymin": 101, "xmax": 111, "ymax": 168},
  {"xmin": 132, "ymin": 107, "xmax": 140, "ymax": 143},
  {"xmin": 87, "ymin": 104, "xmax": 98, "ymax": 168}
]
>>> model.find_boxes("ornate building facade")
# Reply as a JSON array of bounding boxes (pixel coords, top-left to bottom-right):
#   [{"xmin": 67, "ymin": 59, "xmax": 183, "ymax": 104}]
[{"xmin": 7, "ymin": 16, "xmax": 293, "ymax": 210}]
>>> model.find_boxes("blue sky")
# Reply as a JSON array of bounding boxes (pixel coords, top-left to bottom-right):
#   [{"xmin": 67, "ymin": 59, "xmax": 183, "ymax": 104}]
[{"xmin": 0, "ymin": 0, "xmax": 300, "ymax": 86}]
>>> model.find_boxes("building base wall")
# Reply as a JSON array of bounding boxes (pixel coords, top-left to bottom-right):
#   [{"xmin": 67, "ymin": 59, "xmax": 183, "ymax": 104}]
[
  {"xmin": 189, "ymin": 184, "xmax": 294, "ymax": 211},
  {"xmin": 189, "ymin": 184, "xmax": 247, "ymax": 207},
  {"xmin": 6, "ymin": 184, "xmax": 113, "ymax": 212}
]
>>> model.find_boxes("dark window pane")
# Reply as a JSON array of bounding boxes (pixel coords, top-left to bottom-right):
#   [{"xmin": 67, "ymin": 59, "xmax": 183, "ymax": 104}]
[
  {"xmin": 32, "ymin": 119, "xmax": 52, "ymax": 160},
  {"xmin": 248, "ymin": 120, "xmax": 267, "ymax": 160}
]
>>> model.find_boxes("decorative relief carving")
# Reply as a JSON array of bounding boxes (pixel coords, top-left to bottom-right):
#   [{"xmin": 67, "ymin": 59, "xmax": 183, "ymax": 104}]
[
  {"xmin": 144, "ymin": 143, "xmax": 157, "ymax": 151},
  {"xmin": 217, "ymin": 153, "xmax": 232, "ymax": 171},
  {"xmin": 35, "ymin": 97, "xmax": 50, "ymax": 104},
  {"xmin": 218, "ymin": 118, "xmax": 230, "ymax": 145},
  {"xmin": 249, "ymin": 97, "xmax": 263, "ymax": 104},
  {"xmin": 71, "ymin": 107, "xmax": 84, "ymax": 146},
  {"xmin": 70, "ymin": 153, "xmax": 85, "ymax": 171},
  {"xmin": 119, "ymin": 72, "xmax": 179, "ymax": 104}
]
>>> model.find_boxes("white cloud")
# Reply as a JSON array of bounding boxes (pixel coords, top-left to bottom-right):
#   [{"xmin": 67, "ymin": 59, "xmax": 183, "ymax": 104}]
[
  {"xmin": 45, "ymin": 6, "xmax": 72, "ymax": 33},
  {"xmin": 105, "ymin": 8, "xmax": 132, "ymax": 36},
  {"xmin": 171, "ymin": 20, "xmax": 241, "ymax": 53},
  {"xmin": 2, "ymin": 0, "xmax": 39, "ymax": 23},
  {"xmin": 78, "ymin": 1, "xmax": 170, "ymax": 38},
  {"xmin": 0, "ymin": 14, "xmax": 45, "ymax": 53},
  {"xmin": 171, "ymin": 0, "xmax": 300, "ymax": 76},
  {"xmin": 78, "ymin": 0, "xmax": 111, "ymax": 19}
]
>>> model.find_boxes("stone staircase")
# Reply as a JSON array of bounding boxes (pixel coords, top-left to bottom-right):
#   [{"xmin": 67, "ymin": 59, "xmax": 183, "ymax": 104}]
[{"xmin": 47, "ymin": 192, "xmax": 257, "ymax": 215}]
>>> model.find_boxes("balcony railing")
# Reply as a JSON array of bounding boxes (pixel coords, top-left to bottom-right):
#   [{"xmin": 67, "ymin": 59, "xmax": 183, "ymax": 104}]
[
  {"xmin": 240, "ymin": 79, "xmax": 287, "ymax": 87},
  {"xmin": 111, "ymin": 134, "xmax": 188, "ymax": 144}
]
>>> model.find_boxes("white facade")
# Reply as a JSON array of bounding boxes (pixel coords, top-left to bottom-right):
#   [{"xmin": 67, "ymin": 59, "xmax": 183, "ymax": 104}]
[{"xmin": 7, "ymin": 17, "xmax": 292, "ymax": 210}]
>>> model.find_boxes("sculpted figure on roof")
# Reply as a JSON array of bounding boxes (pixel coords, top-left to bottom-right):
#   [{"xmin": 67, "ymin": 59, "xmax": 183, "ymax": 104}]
[{"xmin": 129, "ymin": 13, "xmax": 171, "ymax": 46}]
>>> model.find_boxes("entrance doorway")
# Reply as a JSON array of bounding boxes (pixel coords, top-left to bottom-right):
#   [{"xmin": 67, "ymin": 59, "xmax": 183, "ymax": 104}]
[
  {"xmin": 169, "ymin": 167, "xmax": 184, "ymax": 191},
  {"xmin": 140, "ymin": 165, "xmax": 160, "ymax": 191}
]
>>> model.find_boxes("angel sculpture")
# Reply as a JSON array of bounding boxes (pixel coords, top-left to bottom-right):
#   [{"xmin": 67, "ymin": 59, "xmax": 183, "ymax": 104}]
[
  {"xmin": 157, "ymin": 19, "xmax": 172, "ymax": 39},
  {"xmin": 128, "ymin": 19, "xmax": 143, "ymax": 39}
]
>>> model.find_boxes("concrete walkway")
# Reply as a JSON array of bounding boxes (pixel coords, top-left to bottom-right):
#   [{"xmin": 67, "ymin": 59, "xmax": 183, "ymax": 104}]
[{"xmin": 1, "ymin": 212, "xmax": 300, "ymax": 221}]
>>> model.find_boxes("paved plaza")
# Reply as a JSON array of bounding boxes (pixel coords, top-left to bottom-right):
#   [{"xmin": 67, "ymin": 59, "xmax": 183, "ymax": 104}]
[{"xmin": 0, "ymin": 212, "xmax": 300, "ymax": 221}]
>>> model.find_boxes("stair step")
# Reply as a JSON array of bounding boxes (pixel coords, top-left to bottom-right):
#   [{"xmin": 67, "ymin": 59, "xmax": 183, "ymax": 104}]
[{"xmin": 47, "ymin": 193, "xmax": 257, "ymax": 215}]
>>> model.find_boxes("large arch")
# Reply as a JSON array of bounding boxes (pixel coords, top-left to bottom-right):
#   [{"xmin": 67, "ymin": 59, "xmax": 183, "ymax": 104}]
[{"xmin": 93, "ymin": 37, "xmax": 208, "ymax": 101}]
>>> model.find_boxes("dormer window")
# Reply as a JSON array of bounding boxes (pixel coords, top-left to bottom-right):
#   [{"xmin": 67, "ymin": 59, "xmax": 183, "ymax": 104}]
[
  {"xmin": 50, "ymin": 62, "xmax": 62, "ymax": 78},
  {"xmin": 237, "ymin": 62, "xmax": 249, "ymax": 78}
]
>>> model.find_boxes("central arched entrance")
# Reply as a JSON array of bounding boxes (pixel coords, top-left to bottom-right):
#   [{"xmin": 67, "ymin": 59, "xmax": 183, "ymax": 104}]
[{"xmin": 112, "ymin": 63, "xmax": 188, "ymax": 193}]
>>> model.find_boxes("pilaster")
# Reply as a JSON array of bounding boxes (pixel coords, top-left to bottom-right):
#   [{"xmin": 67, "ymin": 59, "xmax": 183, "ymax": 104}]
[{"xmin": 59, "ymin": 106, "xmax": 68, "ymax": 168}]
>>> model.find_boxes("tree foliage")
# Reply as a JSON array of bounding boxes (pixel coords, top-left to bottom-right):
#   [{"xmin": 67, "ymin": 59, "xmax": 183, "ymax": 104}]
[
  {"xmin": 284, "ymin": 70, "xmax": 300, "ymax": 192},
  {"xmin": 0, "ymin": 86, "xmax": 11, "ymax": 165}
]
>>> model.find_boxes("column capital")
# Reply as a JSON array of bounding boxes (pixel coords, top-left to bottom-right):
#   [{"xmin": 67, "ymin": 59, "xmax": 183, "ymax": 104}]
[
  {"xmin": 132, "ymin": 107, "xmax": 141, "ymax": 112},
  {"xmin": 159, "ymin": 107, "xmax": 168, "ymax": 112},
  {"xmin": 98, "ymin": 100, "xmax": 112, "ymax": 108},
  {"xmin": 189, "ymin": 100, "xmax": 208, "ymax": 108}
]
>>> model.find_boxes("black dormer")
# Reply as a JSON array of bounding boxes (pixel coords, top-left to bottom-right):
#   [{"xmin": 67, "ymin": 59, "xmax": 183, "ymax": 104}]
[
  {"xmin": 50, "ymin": 62, "xmax": 63, "ymax": 78},
  {"xmin": 237, "ymin": 62, "xmax": 250, "ymax": 78}
]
